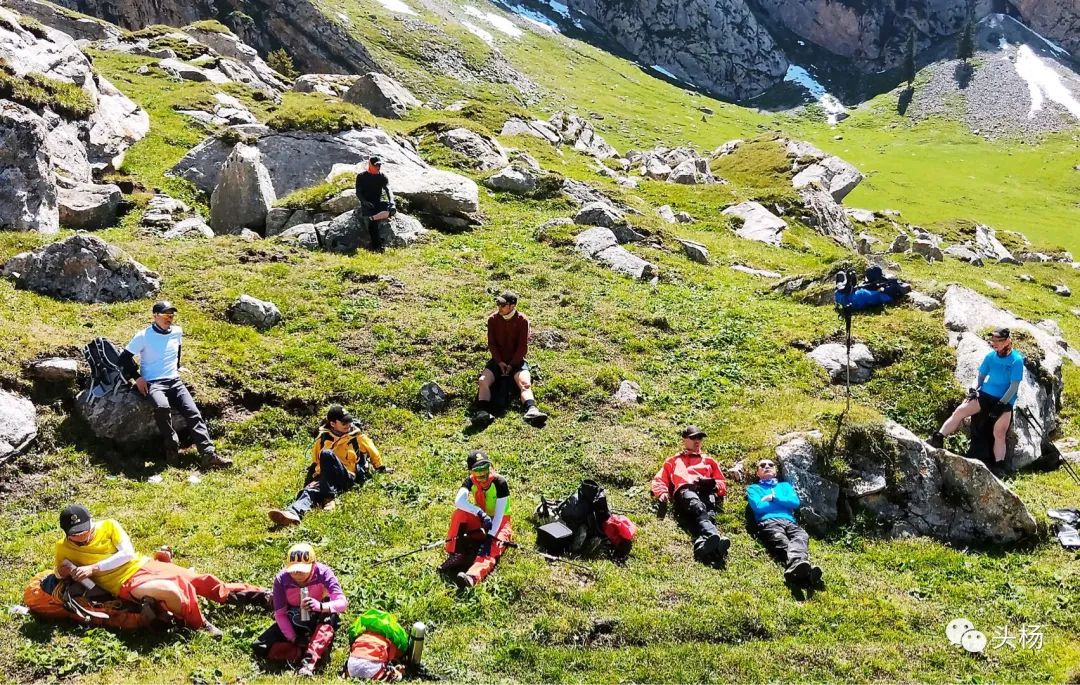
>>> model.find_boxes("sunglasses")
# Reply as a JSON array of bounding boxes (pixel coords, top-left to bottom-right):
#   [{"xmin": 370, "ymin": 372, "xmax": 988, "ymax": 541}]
[{"xmin": 757, "ymin": 462, "xmax": 776, "ymax": 468}]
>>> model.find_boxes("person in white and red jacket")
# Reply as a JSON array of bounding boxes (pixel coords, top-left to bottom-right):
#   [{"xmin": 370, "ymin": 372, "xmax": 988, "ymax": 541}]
[{"xmin": 651, "ymin": 425, "xmax": 729, "ymax": 564}]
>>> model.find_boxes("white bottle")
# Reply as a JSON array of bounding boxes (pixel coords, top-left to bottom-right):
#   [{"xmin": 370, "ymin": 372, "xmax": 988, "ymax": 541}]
[{"xmin": 407, "ymin": 622, "xmax": 427, "ymax": 667}]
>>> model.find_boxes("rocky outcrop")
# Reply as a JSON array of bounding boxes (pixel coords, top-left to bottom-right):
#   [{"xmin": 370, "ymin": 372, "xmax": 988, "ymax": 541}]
[
  {"xmin": 183, "ymin": 24, "xmax": 288, "ymax": 95},
  {"xmin": 724, "ymin": 201, "xmax": 786, "ymax": 246},
  {"xmin": 485, "ymin": 165, "xmax": 538, "ymax": 194},
  {"xmin": 500, "ymin": 117, "xmax": 560, "ymax": 144},
  {"xmin": 5, "ymin": 0, "xmax": 120, "ymax": 42},
  {"xmin": 566, "ymin": 0, "xmax": 788, "ymax": 99},
  {"xmin": 436, "ymin": 128, "xmax": 508, "ymax": 171},
  {"xmin": 808, "ymin": 342, "xmax": 875, "ymax": 384},
  {"xmin": 227, "ymin": 294, "xmax": 282, "ymax": 330},
  {"xmin": 57, "ymin": 179, "xmax": 121, "ymax": 230},
  {"xmin": 627, "ymin": 146, "xmax": 717, "ymax": 184},
  {"xmin": 796, "ymin": 188, "xmax": 856, "ymax": 248},
  {"xmin": 344, "ymin": 72, "xmax": 421, "ymax": 119},
  {"xmin": 76, "ymin": 385, "xmax": 184, "ymax": 444},
  {"xmin": 140, "ymin": 193, "xmax": 213, "ymax": 239},
  {"xmin": 548, "ymin": 111, "xmax": 619, "ymax": 159},
  {"xmin": 1, "ymin": 234, "xmax": 160, "ymax": 303},
  {"xmin": 943, "ymin": 285, "xmax": 1079, "ymax": 470},
  {"xmin": 574, "ymin": 227, "xmax": 656, "ymax": 280},
  {"xmin": 293, "ymin": 74, "xmax": 359, "ymax": 97},
  {"xmin": 792, "ymin": 155, "xmax": 863, "ymax": 203},
  {"xmin": 1013, "ymin": 0, "xmax": 1080, "ymax": 61},
  {"xmin": 667, "ymin": 158, "xmax": 715, "ymax": 185},
  {"xmin": 319, "ymin": 210, "xmax": 429, "ymax": 251},
  {"xmin": 973, "ymin": 224, "xmax": 1019, "ymax": 264},
  {"xmin": 0, "ymin": 389, "xmax": 37, "ymax": 463},
  {"xmin": 177, "ymin": 92, "xmax": 258, "ymax": 127},
  {"xmin": 0, "ymin": 102, "xmax": 58, "ymax": 233},
  {"xmin": 774, "ymin": 422, "xmax": 1037, "ymax": 545},
  {"xmin": 209, "ymin": 143, "xmax": 276, "ymax": 234},
  {"xmin": 677, "ymin": 239, "xmax": 709, "ymax": 264}
]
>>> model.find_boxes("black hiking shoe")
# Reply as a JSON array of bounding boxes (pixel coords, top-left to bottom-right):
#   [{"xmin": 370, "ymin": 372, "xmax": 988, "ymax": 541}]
[
  {"xmin": 809, "ymin": 565, "xmax": 823, "ymax": 588},
  {"xmin": 784, "ymin": 560, "xmax": 812, "ymax": 584},
  {"xmin": 470, "ymin": 411, "xmax": 494, "ymax": 429},
  {"xmin": 693, "ymin": 533, "xmax": 721, "ymax": 562},
  {"xmin": 201, "ymin": 450, "xmax": 233, "ymax": 470},
  {"xmin": 927, "ymin": 432, "xmax": 945, "ymax": 449},
  {"xmin": 438, "ymin": 553, "xmax": 472, "ymax": 574},
  {"xmin": 453, "ymin": 572, "xmax": 475, "ymax": 590}
]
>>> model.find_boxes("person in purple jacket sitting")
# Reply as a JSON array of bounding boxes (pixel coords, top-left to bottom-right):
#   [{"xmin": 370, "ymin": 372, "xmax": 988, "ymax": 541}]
[
  {"xmin": 746, "ymin": 458, "xmax": 823, "ymax": 589},
  {"xmin": 253, "ymin": 542, "xmax": 348, "ymax": 677}
]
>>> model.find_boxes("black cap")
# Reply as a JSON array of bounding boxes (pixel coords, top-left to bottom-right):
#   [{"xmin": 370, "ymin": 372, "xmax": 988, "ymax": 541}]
[
  {"xmin": 152, "ymin": 300, "xmax": 177, "ymax": 314},
  {"xmin": 369, "ymin": 156, "xmax": 382, "ymax": 166},
  {"xmin": 495, "ymin": 290, "xmax": 518, "ymax": 306},
  {"xmin": 990, "ymin": 327, "xmax": 1011, "ymax": 339},
  {"xmin": 681, "ymin": 425, "xmax": 707, "ymax": 439},
  {"xmin": 326, "ymin": 405, "xmax": 353, "ymax": 424},
  {"xmin": 60, "ymin": 504, "xmax": 92, "ymax": 535},
  {"xmin": 467, "ymin": 449, "xmax": 491, "ymax": 470}
]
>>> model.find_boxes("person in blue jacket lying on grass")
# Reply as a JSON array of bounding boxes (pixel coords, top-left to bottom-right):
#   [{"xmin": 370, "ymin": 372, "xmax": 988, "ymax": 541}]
[{"xmin": 746, "ymin": 458, "xmax": 823, "ymax": 589}]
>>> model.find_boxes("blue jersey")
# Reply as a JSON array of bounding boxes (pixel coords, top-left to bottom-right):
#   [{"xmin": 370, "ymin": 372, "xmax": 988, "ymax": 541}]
[{"xmin": 978, "ymin": 349, "xmax": 1024, "ymax": 405}]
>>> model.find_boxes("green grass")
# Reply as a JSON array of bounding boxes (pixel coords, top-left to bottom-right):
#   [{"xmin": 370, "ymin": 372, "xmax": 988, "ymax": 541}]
[
  {"xmin": 264, "ymin": 92, "xmax": 376, "ymax": 133},
  {"xmin": 3, "ymin": 12, "xmax": 1080, "ymax": 685},
  {"xmin": 0, "ymin": 59, "xmax": 95, "ymax": 120}
]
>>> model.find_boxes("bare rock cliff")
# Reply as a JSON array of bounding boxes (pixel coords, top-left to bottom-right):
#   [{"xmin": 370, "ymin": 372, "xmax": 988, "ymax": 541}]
[{"xmin": 1012, "ymin": 0, "xmax": 1080, "ymax": 60}]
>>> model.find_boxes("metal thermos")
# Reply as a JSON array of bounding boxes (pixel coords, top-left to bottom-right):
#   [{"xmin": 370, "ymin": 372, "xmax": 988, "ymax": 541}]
[
  {"xmin": 299, "ymin": 586, "xmax": 310, "ymax": 622},
  {"xmin": 407, "ymin": 622, "xmax": 427, "ymax": 667},
  {"xmin": 62, "ymin": 560, "xmax": 96, "ymax": 590}
]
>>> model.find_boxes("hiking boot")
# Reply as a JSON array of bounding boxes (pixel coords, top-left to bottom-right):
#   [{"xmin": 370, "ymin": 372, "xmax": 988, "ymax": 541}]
[
  {"xmin": 438, "ymin": 553, "xmax": 471, "ymax": 573},
  {"xmin": 715, "ymin": 536, "xmax": 731, "ymax": 560},
  {"xmin": 321, "ymin": 498, "xmax": 336, "ymax": 512},
  {"xmin": 784, "ymin": 560, "xmax": 812, "ymax": 584},
  {"xmin": 453, "ymin": 572, "xmax": 475, "ymax": 590},
  {"xmin": 809, "ymin": 564, "xmax": 823, "ymax": 588},
  {"xmin": 470, "ymin": 411, "xmax": 494, "ymax": 429},
  {"xmin": 200, "ymin": 621, "xmax": 223, "ymax": 639},
  {"xmin": 523, "ymin": 405, "xmax": 548, "ymax": 427},
  {"xmin": 163, "ymin": 438, "xmax": 180, "ymax": 467},
  {"xmin": 693, "ymin": 533, "xmax": 722, "ymax": 562},
  {"xmin": 927, "ymin": 432, "xmax": 945, "ymax": 449},
  {"xmin": 296, "ymin": 660, "xmax": 316, "ymax": 677},
  {"xmin": 201, "ymin": 450, "xmax": 233, "ymax": 470},
  {"xmin": 269, "ymin": 509, "xmax": 301, "ymax": 527}
]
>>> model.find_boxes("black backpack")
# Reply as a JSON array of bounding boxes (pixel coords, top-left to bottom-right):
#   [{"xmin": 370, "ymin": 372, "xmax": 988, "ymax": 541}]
[{"xmin": 82, "ymin": 337, "xmax": 128, "ymax": 402}]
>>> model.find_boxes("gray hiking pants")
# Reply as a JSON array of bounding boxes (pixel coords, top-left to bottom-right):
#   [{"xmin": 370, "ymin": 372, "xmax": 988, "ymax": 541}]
[{"xmin": 146, "ymin": 377, "xmax": 214, "ymax": 455}]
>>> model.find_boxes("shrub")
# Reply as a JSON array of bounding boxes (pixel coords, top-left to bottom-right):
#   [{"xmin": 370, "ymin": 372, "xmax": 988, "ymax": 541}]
[
  {"xmin": 266, "ymin": 48, "xmax": 298, "ymax": 80},
  {"xmin": 265, "ymin": 92, "xmax": 374, "ymax": 133}
]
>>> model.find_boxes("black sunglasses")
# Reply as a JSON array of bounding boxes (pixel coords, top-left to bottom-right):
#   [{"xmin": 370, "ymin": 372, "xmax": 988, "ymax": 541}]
[{"xmin": 757, "ymin": 462, "xmax": 776, "ymax": 468}]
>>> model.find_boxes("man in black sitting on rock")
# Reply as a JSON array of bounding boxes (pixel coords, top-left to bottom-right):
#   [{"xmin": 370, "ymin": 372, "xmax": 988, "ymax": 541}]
[{"xmin": 354, "ymin": 156, "xmax": 396, "ymax": 251}]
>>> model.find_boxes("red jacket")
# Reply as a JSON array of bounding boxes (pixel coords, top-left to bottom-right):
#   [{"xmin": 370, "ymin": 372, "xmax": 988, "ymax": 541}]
[
  {"xmin": 651, "ymin": 451, "xmax": 727, "ymax": 499},
  {"xmin": 487, "ymin": 311, "xmax": 529, "ymax": 366}
]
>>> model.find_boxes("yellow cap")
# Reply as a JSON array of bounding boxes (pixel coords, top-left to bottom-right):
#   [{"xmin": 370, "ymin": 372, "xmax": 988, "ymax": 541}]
[{"xmin": 285, "ymin": 542, "xmax": 316, "ymax": 574}]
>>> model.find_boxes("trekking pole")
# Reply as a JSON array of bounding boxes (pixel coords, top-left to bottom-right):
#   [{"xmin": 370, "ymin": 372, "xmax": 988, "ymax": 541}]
[
  {"xmin": 843, "ymin": 304, "xmax": 853, "ymax": 413},
  {"xmin": 501, "ymin": 541, "xmax": 598, "ymax": 577},
  {"xmin": 371, "ymin": 535, "xmax": 471, "ymax": 567},
  {"xmin": 1059, "ymin": 452, "xmax": 1080, "ymax": 486}
]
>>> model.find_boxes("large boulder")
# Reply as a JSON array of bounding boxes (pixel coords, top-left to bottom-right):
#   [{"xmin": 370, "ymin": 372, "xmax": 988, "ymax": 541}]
[
  {"xmin": 792, "ymin": 155, "xmax": 863, "ymax": 202},
  {"xmin": 574, "ymin": 201, "xmax": 625, "ymax": 229},
  {"xmin": 86, "ymin": 75, "xmax": 150, "ymax": 169},
  {"xmin": 57, "ymin": 180, "xmax": 122, "ymax": 230},
  {"xmin": 796, "ymin": 188, "xmax": 855, "ymax": 248},
  {"xmin": 381, "ymin": 164, "xmax": 480, "ymax": 230},
  {"xmin": 500, "ymin": 117, "xmax": 560, "ymax": 144},
  {"xmin": 209, "ymin": 144, "xmax": 276, "ymax": 234},
  {"xmin": 547, "ymin": 111, "xmax": 619, "ymax": 159},
  {"xmin": 943, "ymin": 285, "xmax": 1079, "ymax": 470},
  {"xmin": 177, "ymin": 92, "xmax": 259, "ymax": 127},
  {"xmin": 1, "ymin": 234, "xmax": 160, "ymax": 303},
  {"xmin": 808, "ymin": 342, "xmax": 875, "ymax": 384},
  {"xmin": 227, "ymin": 294, "xmax": 282, "ymax": 331},
  {"xmin": 75, "ymin": 386, "xmax": 183, "ymax": 443},
  {"xmin": 974, "ymin": 224, "xmax": 1019, "ymax": 264},
  {"xmin": 573, "ymin": 227, "xmax": 656, "ymax": 280},
  {"xmin": 0, "ymin": 389, "xmax": 37, "ymax": 462},
  {"xmin": 343, "ymin": 72, "xmax": 421, "ymax": 119},
  {"xmin": 1, "ymin": 102, "xmax": 58, "ymax": 233},
  {"xmin": 318, "ymin": 210, "xmax": 429, "ymax": 251},
  {"xmin": 774, "ymin": 432, "xmax": 838, "ymax": 534},
  {"xmin": 485, "ymin": 166, "xmax": 538, "ymax": 194},
  {"xmin": 944, "ymin": 244, "xmax": 984, "ymax": 266},
  {"xmin": 723, "ymin": 201, "xmax": 786, "ymax": 246},
  {"xmin": 436, "ymin": 128, "xmax": 509, "ymax": 171},
  {"xmin": 667, "ymin": 157, "xmax": 714, "ymax": 185},
  {"xmin": 293, "ymin": 74, "xmax": 360, "ymax": 97}
]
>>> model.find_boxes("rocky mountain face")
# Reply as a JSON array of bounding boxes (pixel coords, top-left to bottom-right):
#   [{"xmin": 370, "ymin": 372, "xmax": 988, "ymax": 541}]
[
  {"xmin": 1012, "ymin": 0, "xmax": 1080, "ymax": 60},
  {"xmin": 567, "ymin": 0, "xmax": 788, "ymax": 99},
  {"xmin": 50, "ymin": 0, "xmax": 380, "ymax": 74}
]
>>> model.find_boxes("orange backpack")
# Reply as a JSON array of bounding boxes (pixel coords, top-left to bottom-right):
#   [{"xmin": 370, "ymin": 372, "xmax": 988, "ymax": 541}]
[{"xmin": 23, "ymin": 572, "xmax": 169, "ymax": 631}]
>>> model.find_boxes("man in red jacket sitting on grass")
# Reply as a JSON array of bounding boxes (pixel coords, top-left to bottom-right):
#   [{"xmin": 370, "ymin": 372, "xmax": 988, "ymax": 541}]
[
  {"xmin": 651, "ymin": 425, "xmax": 730, "ymax": 565},
  {"xmin": 471, "ymin": 290, "xmax": 548, "ymax": 428}
]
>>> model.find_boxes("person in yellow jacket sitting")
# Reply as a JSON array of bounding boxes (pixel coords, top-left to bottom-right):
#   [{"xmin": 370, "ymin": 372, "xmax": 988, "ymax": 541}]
[{"xmin": 269, "ymin": 406, "xmax": 387, "ymax": 526}]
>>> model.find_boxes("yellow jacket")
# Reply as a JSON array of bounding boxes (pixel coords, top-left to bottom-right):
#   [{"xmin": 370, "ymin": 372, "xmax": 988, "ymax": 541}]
[{"xmin": 310, "ymin": 424, "xmax": 382, "ymax": 476}]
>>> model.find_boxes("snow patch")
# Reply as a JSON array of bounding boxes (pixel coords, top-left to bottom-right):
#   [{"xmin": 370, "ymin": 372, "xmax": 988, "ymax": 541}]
[
  {"xmin": 462, "ymin": 21, "xmax": 494, "ymax": 44},
  {"xmin": 1013, "ymin": 44, "xmax": 1080, "ymax": 120},
  {"xmin": 541, "ymin": 0, "xmax": 570, "ymax": 18},
  {"xmin": 651, "ymin": 64, "xmax": 678, "ymax": 80},
  {"xmin": 503, "ymin": 4, "xmax": 558, "ymax": 31},
  {"xmin": 784, "ymin": 64, "xmax": 848, "ymax": 125},
  {"xmin": 375, "ymin": 0, "xmax": 418, "ymax": 15},
  {"xmin": 463, "ymin": 5, "xmax": 523, "ymax": 37}
]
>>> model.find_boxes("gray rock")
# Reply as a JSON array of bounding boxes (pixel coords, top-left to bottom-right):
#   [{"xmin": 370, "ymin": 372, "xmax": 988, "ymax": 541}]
[
  {"xmin": 640, "ymin": 155, "xmax": 672, "ymax": 180},
  {"xmin": 668, "ymin": 157, "xmax": 714, "ymax": 185},
  {"xmin": 436, "ymin": 128, "xmax": 509, "ymax": 171},
  {"xmin": 566, "ymin": 0, "xmax": 788, "ymax": 99},
  {"xmin": 508, "ymin": 149, "xmax": 541, "ymax": 172},
  {"xmin": 4, "ymin": 0, "xmax": 120, "ymax": 42},
  {"xmin": 28, "ymin": 358, "xmax": 80, "ymax": 382},
  {"xmin": 548, "ymin": 111, "xmax": 619, "ymax": 159},
  {"xmin": 183, "ymin": 27, "xmax": 288, "ymax": 96},
  {"xmin": 293, "ymin": 73, "xmax": 360, "ymax": 97},
  {"xmin": 0, "ymin": 102, "xmax": 58, "ymax": 232},
  {"xmin": 656, "ymin": 205, "xmax": 677, "ymax": 224},
  {"xmin": 674, "ymin": 211, "xmax": 694, "ymax": 224},
  {"xmin": 974, "ymin": 224, "xmax": 1019, "ymax": 264},
  {"xmin": 855, "ymin": 232, "xmax": 880, "ymax": 255},
  {"xmin": 677, "ymin": 239, "xmax": 709, "ymax": 264},
  {"xmin": 276, "ymin": 222, "xmax": 320, "ymax": 250},
  {"xmin": 906, "ymin": 290, "xmax": 941, "ymax": 311},
  {"xmin": 792, "ymin": 155, "xmax": 863, "ymax": 202},
  {"xmin": 775, "ymin": 434, "xmax": 838, "ymax": 534},
  {"xmin": 797, "ymin": 187, "xmax": 855, "ymax": 248},
  {"xmin": 1036, "ymin": 319, "xmax": 1063, "ymax": 338},
  {"xmin": 163, "ymin": 217, "xmax": 214, "ymax": 239},
  {"xmin": 0, "ymin": 389, "xmax": 37, "ymax": 462},
  {"xmin": 344, "ymin": 72, "xmax": 420, "ymax": 118},
  {"xmin": 944, "ymin": 244, "xmax": 984, "ymax": 266},
  {"xmin": 320, "ymin": 189, "xmax": 358, "ymax": 216},
  {"xmin": 319, "ymin": 210, "xmax": 429, "ymax": 251},
  {"xmin": 210, "ymin": 144, "xmax": 276, "ymax": 234},
  {"xmin": 265, "ymin": 207, "xmax": 294, "ymax": 237},
  {"xmin": 611, "ymin": 380, "xmax": 641, "ymax": 406},
  {"xmin": 227, "ymin": 294, "xmax": 282, "ymax": 331},
  {"xmin": 1054, "ymin": 284, "xmax": 1072, "ymax": 297},
  {"xmin": 141, "ymin": 193, "xmax": 190, "ymax": 228},
  {"xmin": 911, "ymin": 239, "xmax": 944, "ymax": 262},
  {"xmin": 723, "ymin": 201, "xmax": 786, "ymax": 246},
  {"xmin": 846, "ymin": 207, "xmax": 876, "ymax": 224},
  {"xmin": 75, "ymin": 385, "xmax": 184, "ymax": 443},
  {"xmin": 500, "ymin": 117, "xmax": 560, "ymax": 144},
  {"xmin": 1, "ymin": 234, "xmax": 160, "ymax": 303},
  {"xmin": 710, "ymin": 139, "xmax": 742, "ymax": 157},
  {"xmin": 574, "ymin": 227, "xmax": 657, "ymax": 280},
  {"xmin": 158, "ymin": 57, "xmax": 216, "ymax": 82},
  {"xmin": 574, "ymin": 201, "xmax": 625, "ymax": 229},
  {"xmin": 419, "ymin": 381, "xmax": 449, "ymax": 413},
  {"xmin": 385, "ymin": 164, "xmax": 480, "ymax": 229},
  {"xmin": 534, "ymin": 217, "xmax": 574, "ymax": 242},
  {"xmin": 177, "ymin": 92, "xmax": 258, "ymax": 127},
  {"xmin": 808, "ymin": 342, "xmax": 875, "ymax": 384},
  {"xmin": 485, "ymin": 166, "xmax": 538, "ymax": 194},
  {"xmin": 889, "ymin": 233, "xmax": 910, "ymax": 253},
  {"xmin": 561, "ymin": 178, "xmax": 611, "ymax": 207},
  {"xmin": 86, "ymin": 75, "xmax": 150, "ymax": 170},
  {"xmin": 57, "ymin": 181, "xmax": 122, "ymax": 230},
  {"xmin": 730, "ymin": 264, "xmax": 782, "ymax": 278}
]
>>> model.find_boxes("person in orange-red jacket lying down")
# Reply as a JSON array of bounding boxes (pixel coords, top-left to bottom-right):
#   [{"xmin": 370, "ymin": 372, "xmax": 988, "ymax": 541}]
[
  {"xmin": 651, "ymin": 425, "xmax": 730, "ymax": 564},
  {"xmin": 438, "ymin": 450, "xmax": 512, "ymax": 590}
]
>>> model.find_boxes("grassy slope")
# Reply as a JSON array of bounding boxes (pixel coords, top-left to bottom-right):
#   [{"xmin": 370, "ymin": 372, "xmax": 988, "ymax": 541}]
[{"xmin": 1, "ymin": 4, "xmax": 1080, "ymax": 683}]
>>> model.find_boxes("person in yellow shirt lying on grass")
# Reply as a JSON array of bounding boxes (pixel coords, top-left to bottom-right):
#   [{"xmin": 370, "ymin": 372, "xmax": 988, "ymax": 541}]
[{"xmin": 54, "ymin": 504, "xmax": 268, "ymax": 637}]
